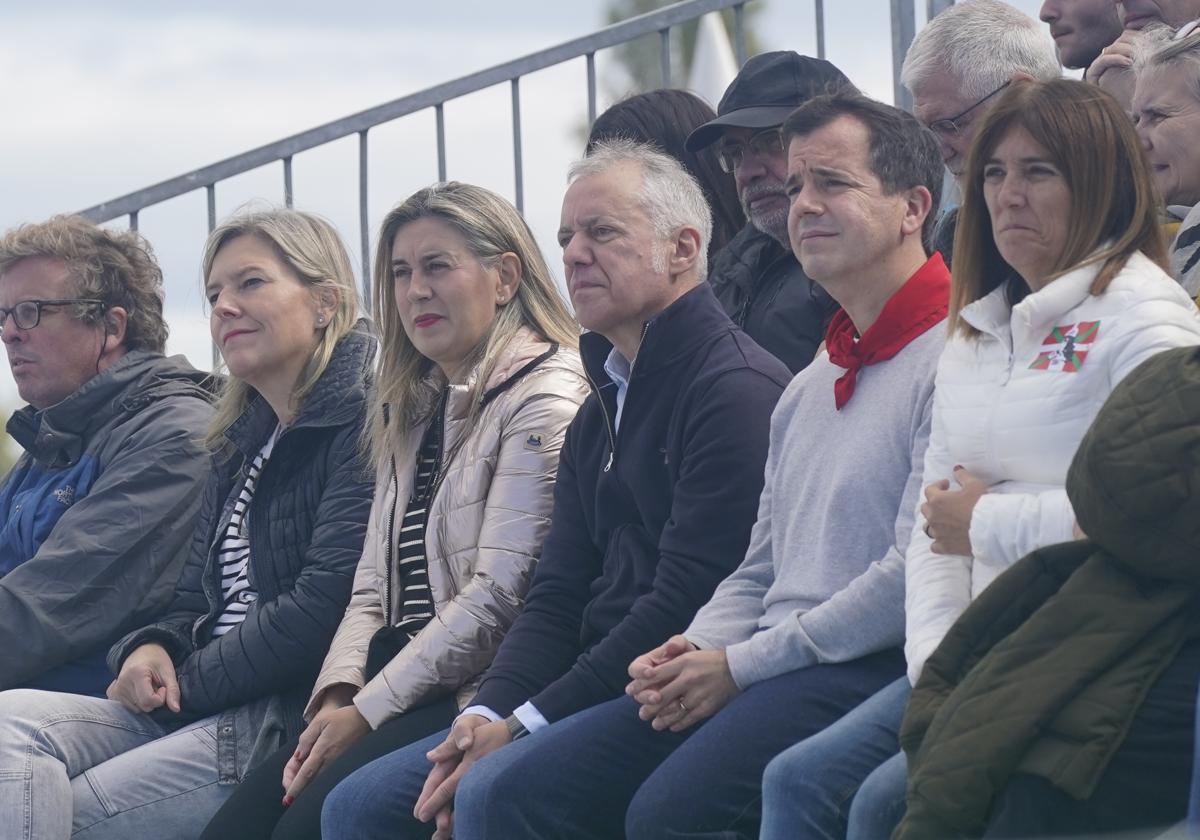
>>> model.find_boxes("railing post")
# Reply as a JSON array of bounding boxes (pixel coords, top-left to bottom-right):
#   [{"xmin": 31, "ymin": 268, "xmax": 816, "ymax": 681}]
[
  {"xmin": 128, "ymin": 211, "xmax": 138, "ymax": 232},
  {"xmin": 511, "ymin": 78, "xmax": 524, "ymax": 214},
  {"xmin": 891, "ymin": 0, "xmax": 917, "ymax": 110},
  {"xmin": 586, "ymin": 52, "xmax": 598, "ymax": 125},
  {"xmin": 206, "ymin": 184, "xmax": 217, "ymax": 232},
  {"xmin": 815, "ymin": 0, "xmax": 826, "ymax": 60},
  {"xmin": 660, "ymin": 28, "xmax": 672, "ymax": 86},
  {"xmin": 358, "ymin": 130, "xmax": 371, "ymax": 311},
  {"xmin": 283, "ymin": 156, "xmax": 294, "ymax": 208},
  {"xmin": 435, "ymin": 104, "xmax": 447, "ymax": 182},
  {"xmin": 734, "ymin": 3, "xmax": 747, "ymax": 66}
]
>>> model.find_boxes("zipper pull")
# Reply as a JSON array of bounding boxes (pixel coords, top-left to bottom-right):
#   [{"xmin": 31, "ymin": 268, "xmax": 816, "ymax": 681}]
[{"xmin": 604, "ymin": 451, "xmax": 614, "ymax": 473}]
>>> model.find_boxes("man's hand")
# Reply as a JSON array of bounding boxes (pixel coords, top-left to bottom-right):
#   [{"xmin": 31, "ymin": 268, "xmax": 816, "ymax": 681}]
[
  {"xmin": 626, "ymin": 634, "xmax": 696, "ymax": 697},
  {"xmin": 107, "ymin": 643, "xmax": 181, "ymax": 714},
  {"xmin": 629, "ymin": 647, "xmax": 740, "ymax": 732},
  {"xmin": 921, "ymin": 466, "xmax": 986, "ymax": 556},
  {"xmin": 282, "ymin": 702, "xmax": 371, "ymax": 804},
  {"xmin": 413, "ymin": 714, "xmax": 508, "ymax": 826}
]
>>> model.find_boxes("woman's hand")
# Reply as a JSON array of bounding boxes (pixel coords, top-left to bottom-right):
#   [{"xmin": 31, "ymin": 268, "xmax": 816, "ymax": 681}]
[
  {"xmin": 106, "ymin": 643, "xmax": 181, "ymax": 714},
  {"xmin": 921, "ymin": 466, "xmax": 986, "ymax": 556},
  {"xmin": 282, "ymin": 696, "xmax": 370, "ymax": 804}
]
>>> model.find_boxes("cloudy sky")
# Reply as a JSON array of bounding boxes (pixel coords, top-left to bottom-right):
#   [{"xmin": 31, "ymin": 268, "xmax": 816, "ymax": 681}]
[{"xmin": 0, "ymin": 0, "xmax": 1048, "ymax": 413}]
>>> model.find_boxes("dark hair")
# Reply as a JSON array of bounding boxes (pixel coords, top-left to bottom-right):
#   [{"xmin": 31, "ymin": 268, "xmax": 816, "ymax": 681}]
[
  {"xmin": 587, "ymin": 89, "xmax": 745, "ymax": 256},
  {"xmin": 950, "ymin": 79, "xmax": 1165, "ymax": 338},
  {"xmin": 781, "ymin": 90, "xmax": 944, "ymax": 253}
]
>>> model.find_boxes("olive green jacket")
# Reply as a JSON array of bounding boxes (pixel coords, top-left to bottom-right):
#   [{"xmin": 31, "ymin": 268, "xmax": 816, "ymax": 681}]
[{"xmin": 897, "ymin": 346, "xmax": 1200, "ymax": 839}]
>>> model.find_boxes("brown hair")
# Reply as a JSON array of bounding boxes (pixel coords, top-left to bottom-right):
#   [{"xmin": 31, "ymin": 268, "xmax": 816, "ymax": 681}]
[
  {"xmin": 950, "ymin": 79, "xmax": 1166, "ymax": 337},
  {"xmin": 0, "ymin": 215, "xmax": 168, "ymax": 353}
]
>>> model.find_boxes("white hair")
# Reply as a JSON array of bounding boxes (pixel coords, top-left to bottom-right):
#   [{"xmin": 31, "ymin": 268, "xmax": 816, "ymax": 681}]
[
  {"xmin": 570, "ymin": 138, "xmax": 714, "ymax": 280},
  {"xmin": 902, "ymin": 0, "xmax": 1061, "ymax": 101},
  {"xmin": 1135, "ymin": 26, "xmax": 1199, "ymax": 96}
]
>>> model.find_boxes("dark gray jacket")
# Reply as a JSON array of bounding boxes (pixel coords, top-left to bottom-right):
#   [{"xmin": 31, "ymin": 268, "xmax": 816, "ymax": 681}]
[
  {"xmin": 0, "ymin": 351, "xmax": 214, "ymax": 695},
  {"xmin": 707, "ymin": 223, "xmax": 837, "ymax": 374},
  {"xmin": 109, "ymin": 327, "xmax": 375, "ymax": 781}
]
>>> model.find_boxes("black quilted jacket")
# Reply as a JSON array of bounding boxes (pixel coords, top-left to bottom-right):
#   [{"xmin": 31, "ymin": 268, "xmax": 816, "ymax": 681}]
[{"xmin": 108, "ymin": 325, "xmax": 375, "ymax": 779}]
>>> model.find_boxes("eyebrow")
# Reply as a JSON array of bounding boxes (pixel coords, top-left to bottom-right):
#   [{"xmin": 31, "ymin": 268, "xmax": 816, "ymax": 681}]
[{"xmin": 984, "ymin": 155, "xmax": 1058, "ymax": 166}]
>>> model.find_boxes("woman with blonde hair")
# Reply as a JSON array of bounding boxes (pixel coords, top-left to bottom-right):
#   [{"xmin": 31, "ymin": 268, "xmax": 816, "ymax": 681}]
[
  {"xmin": 202, "ymin": 182, "xmax": 587, "ymax": 840},
  {"xmin": 0, "ymin": 207, "xmax": 375, "ymax": 839}
]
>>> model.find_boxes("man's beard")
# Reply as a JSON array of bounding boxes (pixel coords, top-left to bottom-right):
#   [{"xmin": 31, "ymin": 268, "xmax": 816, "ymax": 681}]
[{"xmin": 741, "ymin": 179, "xmax": 789, "ymax": 245}]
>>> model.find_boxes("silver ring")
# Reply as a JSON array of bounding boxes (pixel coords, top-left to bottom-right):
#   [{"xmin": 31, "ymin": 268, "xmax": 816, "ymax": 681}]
[{"xmin": 678, "ymin": 698, "xmax": 689, "ymax": 713}]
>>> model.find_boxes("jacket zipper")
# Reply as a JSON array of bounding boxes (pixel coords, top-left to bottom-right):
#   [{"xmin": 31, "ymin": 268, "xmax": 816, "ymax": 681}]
[
  {"xmin": 583, "ymin": 364, "xmax": 618, "ymax": 473},
  {"xmin": 383, "ymin": 455, "xmax": 399, "ymax": 626}
]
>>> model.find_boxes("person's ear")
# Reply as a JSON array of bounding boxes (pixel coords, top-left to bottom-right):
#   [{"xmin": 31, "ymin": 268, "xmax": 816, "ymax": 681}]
[
  {"xmin": 313, "ymin": 288, "xmax": 339, "ymax": 327},
  {"xmin": 102, "ymin": 306, "xmax": 128, "ymax": 352},
  {"xmin": 900, "ymin": 185, "xmax": 934, "ymax": 239},
  {"xmin": 668, "ymin": 225, "xmax": 704, "ymax": 280},
  {"xmin": 494, "ymin": 252, "xmax": 523, "ymax": 306}
]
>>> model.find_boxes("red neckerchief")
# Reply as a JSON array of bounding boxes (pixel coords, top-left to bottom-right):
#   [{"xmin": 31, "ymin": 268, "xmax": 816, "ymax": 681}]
[{"xmin": 824, "ymin": 251, "xmax": 950, "ymax": 410}]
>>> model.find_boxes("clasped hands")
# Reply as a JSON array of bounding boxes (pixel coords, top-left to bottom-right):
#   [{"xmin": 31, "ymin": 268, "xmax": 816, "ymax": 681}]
[{"xmin": 624, "ymin": 634, "xmax": 740, "ymax": 733}]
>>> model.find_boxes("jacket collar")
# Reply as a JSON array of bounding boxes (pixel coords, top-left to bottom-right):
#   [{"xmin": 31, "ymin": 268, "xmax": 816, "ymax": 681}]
[
  {"xmin": 580, "ymin": 282, "xmax": 733, "ymax": 384},
  {"xmin": 224, "ymin": 321, "xmax": 376, "ymax": 456},
  {"xmin": 442, "ymin": 327, "xmax": 556, "ymax": 423},
  {"xmin": 7, "ymin": 350, "xmax": 211, "ymax": 468},
  {"xmin": 718, "ymin": 223, "xmax": 794, "ymax": 293},
  {"xmin": 961, "ymin": 249, "xmax": 1139, "ymax": 341}
]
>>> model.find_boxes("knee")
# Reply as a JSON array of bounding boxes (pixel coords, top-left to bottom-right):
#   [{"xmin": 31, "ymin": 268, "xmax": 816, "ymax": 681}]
[
  {"xmin": 625, "ymin": 774, "xmax": 687, "ymax": 840},
  {"xmin": 0, "ymin": 689, "xmax": 63, "ymax": 741},
  {"xmin": 320, "ymin": 775, "xmax": 381, "ymax": 840},
  {"xmin": 762, "ymin": 747, "xmax": 819, "ymax": 807}
]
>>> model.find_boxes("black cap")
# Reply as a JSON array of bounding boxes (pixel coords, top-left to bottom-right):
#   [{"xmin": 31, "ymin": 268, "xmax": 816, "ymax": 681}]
[{"xmin": 685, "ymin": 51, "xmax": 852, "ymax": 152}]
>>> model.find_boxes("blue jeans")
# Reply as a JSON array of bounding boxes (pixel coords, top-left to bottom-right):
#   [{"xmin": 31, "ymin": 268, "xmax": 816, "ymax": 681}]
[
  {"xmin": 1190, "ymin": 678, "xmax": 1200, "ymax": 835},
  {"xmin": 760, "ymin": 676, "xmax": 909, "ymax": 840},
  {"xmin": 322, "ymin": 648, "xmax": 904, "ymax": 840},
  {"xmin": 0, "ymin": 689, "xmax": 232, "ymax": 840}
]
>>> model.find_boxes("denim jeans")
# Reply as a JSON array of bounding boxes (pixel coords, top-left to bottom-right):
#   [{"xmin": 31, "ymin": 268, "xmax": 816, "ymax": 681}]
[
  {"xmin": 321, "ymin": 648, "xmax": 904, "ymax": 840},
  {"xmin": 0, "ymin": 689, "xmax": 233, "ymax": 840},
  {"xmin": 1190, "ymin": 678, "xmax": 1200, "ymax": 835},
  {"xmin": 760, "ymin": 675, "xmax": 909, "ymax": 840}
]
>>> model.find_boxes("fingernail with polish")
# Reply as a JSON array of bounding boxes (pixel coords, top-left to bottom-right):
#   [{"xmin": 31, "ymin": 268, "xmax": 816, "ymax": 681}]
[{"xmin": 282, "ymin": 795, "xmax": 294, "ymax": 808}]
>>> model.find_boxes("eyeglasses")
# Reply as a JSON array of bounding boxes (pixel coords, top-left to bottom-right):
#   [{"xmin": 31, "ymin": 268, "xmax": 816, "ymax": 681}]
[
  {"xmin": 927, "ymin": 81, "xmax": 1011, "ymax": 138},
  {"xmin": 0, "ymin": 299, "xmax": 104, "ymax": 333},
  {"xmin": 717, "ymin": 128, "xmax": 784, "ymax": 173}
]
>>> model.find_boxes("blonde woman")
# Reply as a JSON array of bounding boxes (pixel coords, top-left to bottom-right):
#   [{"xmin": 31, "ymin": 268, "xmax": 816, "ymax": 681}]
[
  {"xmin": 0, "ymin": 207, "xmax": 375, "ymax": 839},
  {"xmin": 202, "ymin": 182, "xmax": 587, "ymax": 840}
]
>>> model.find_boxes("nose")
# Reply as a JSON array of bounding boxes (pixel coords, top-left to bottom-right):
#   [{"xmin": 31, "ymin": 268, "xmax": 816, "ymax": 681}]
[
  {"xmin": 1135, "ymin": 120, "xmax": 1153, "ymax": 151},
  {"xmin": 406, "ymin": 270, "xmax": 433, "ymax": 302},
  {"xmin": 733, "ymin": 153, "xmax": 769, "ymax": 190},
  {"xmin": 996, "ymin": 173, "xmax": 1026, "ymax": 208},
  {"xmin": 210, "ymin": 288, "xmax": 240, "ymax": 319},
  {"xmin": 561, "ymin": 231, "xmax": 590, "ymax": 270},
  {"xmin": 1039, "ymin": 1, "xmax": 1058, "ymax": 24},
  {"xmin": 0, "ymin": 313, "xmax": 23, "ymax": 343}
]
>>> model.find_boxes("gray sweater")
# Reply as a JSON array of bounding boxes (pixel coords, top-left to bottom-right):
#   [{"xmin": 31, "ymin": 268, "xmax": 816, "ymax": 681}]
[{"xmin": 686, "ymin": 326, "xmax": 944, "ymax": 689}]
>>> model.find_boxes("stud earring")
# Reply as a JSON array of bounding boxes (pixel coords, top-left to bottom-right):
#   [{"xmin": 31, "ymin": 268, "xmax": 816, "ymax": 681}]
[{"xmin": 316, "ymin": 315, "xmax": 325, "ymax": 326}]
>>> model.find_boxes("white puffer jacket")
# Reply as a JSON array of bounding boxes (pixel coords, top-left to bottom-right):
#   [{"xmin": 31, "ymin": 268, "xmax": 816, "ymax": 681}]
[{"xmin": 904, "ymin": 251, "xmax": 1200, "ymax": 686}]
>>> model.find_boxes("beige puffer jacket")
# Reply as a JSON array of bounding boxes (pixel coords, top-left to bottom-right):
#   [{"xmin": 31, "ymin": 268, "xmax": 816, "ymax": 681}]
[{"xmin": 305, "ymin": 329, "xmax": 588, "ymax": 727}]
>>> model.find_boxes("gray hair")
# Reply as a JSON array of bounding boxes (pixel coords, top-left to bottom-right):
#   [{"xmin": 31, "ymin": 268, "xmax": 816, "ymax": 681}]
[
  {"xmin": 902, "ymin": 0, "xmax": 1061, "ymax": 101},
  {"xmin": 569, "ymin": 138, "xmax": 713, "ymax": 280},
  {"xmin": 1137, "ymin": 27, "xmax": 1200, "ymax": 98}
]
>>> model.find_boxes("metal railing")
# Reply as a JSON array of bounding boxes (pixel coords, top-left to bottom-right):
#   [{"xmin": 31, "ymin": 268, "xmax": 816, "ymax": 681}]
[{"xmin": 77, "ymin": 0, "xmax": 943, "ymax": 312}]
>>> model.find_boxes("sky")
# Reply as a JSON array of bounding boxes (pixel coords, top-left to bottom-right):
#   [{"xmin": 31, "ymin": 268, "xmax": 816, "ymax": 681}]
[{"xmin": 0, "ymin": 0, "xmax": 1049, "ymax": 418}]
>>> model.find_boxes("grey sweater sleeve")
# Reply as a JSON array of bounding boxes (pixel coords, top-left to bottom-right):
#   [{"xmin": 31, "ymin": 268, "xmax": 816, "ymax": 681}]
[{"xmin": 722, "ymin": 388, "xmax": 933, "ymax": 689}]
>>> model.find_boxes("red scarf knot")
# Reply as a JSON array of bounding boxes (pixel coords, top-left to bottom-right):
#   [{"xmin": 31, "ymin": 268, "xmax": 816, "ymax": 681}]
[{"xmin": 824, "ymin": 252, "xmax": 950, "ymax": 410}]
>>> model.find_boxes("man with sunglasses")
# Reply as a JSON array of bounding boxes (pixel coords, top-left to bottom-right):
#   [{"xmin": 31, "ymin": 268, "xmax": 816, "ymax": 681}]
[
  {"xmin": 901, "ymin": 0, "xmax": 1060, "ymax": 264},
  {"xmin": 0, "ymin": 215, "xmax": 213, "ymax": 696},
  {"xmin": 687, "ymin": 51, "xmax": 851, "ymax": 374}
]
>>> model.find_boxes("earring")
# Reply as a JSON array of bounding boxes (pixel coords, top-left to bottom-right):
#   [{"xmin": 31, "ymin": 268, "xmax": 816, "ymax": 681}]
[{"xmin": 316, "ymin": 315, "xmax": 326, "ymax": 326}]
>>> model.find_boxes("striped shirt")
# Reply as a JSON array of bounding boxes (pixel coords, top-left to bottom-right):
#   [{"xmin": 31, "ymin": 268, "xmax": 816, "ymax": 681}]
[
  {"xmin": 212, "ymin": 426, "xmax": 280, "ymax": 638},
  {"xmin": 391, "ymin": 401, "xmax": 444, "ymax": 636}
]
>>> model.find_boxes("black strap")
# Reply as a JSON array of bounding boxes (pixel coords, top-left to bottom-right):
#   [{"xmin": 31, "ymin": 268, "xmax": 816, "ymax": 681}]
[{"xmin": 480, "ymin": 343, "xmax": 559, "ymax": 408}]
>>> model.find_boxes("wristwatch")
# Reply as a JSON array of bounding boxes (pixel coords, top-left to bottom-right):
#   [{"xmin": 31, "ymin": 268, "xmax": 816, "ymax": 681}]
[{"xmin": 504, "ymin": 713, "xmax": 529, "ymax": 741}]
